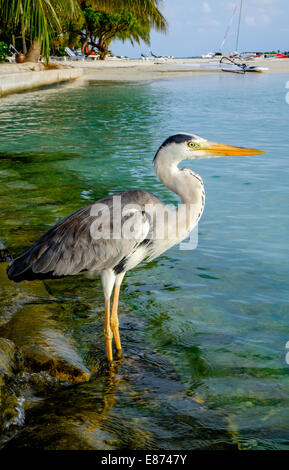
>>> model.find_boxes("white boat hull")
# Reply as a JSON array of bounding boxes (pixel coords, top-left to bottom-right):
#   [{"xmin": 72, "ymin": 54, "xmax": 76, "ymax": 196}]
[{"xmin": 221, "ymin": 65, "xmax": 268, "ymax": 74}]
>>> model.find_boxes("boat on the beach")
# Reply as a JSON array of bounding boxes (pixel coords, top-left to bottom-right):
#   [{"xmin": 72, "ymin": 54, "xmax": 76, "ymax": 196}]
[
  {"xmin": 202, "ymin": 52, "xmax": 215, "ymax": 59},
  {"xmin": 202, "ymin": 52, "xmax": 222, "ymax": 59},
  {"xmin": 219, "ymin": 0, "xmax": 268, "ymax": 73},
  {"xmin": 231, "ymin": 52, "xmax": 262, "ymax": 60},
  {"xmin": 221, "ymin": 64, "xmax": 268, "ymax": 74},
  {"xmin": 220, "ymin": 56, "xmax": 268, "ymax": 74},
  {"xmin": 277, "ymin": 53, "xmax": 289, "ymax": 59}
]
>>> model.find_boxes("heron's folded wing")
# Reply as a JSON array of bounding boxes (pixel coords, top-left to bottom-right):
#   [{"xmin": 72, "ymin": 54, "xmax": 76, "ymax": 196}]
[{"xmin": 7, "ymin": 201, "xmax": 150, "ymax": 282}]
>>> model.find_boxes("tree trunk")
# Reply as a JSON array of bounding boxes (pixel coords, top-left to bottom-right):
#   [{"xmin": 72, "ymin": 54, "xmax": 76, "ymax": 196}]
[
  {"xmin": 20, "ymin": 1, "xmax": 27, "ymax": 54},
  {"xmin": 97, "ymin": 39, "xmax": 108, "ymax": 60},
  {"xmin": 21, "ymin": 22, "xmax": 27, "ymax": 55},
  {"xmin": 81, "ymin": 38, "xmax": 88, "ymax": 56},
  {"xmin": 25, "ymin": 40, "xmax": 41, "ymax": 63},
  {"xmin": 99, "ymin": 49, "xmax": 107, "ymax": 60}
]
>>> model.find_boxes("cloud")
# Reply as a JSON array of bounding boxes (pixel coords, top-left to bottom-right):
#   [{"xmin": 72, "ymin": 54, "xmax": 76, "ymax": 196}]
[
  {"xmin": 203, "ymin": 2, "xmax": 212, "ymax": 13},
  {"xmin": 245, "ymin": 16, "xmax": 256, "ymax": 26},
  {"xmin": 164, "ymin": 5, "xmax": 196, "ymax": 19},
  {"xmin": 245, "ymin": 12, "xmax": 271, "ymax": 27},
  {"xmin": 208, "ymin": 18, "xmax": 220, "ymax": 26},
  {"xmin": 252, "ymin": 0, "xmax": 277, "ymax": 5},
  {"xmin": 224, "ymin": 1, "xmax": 237, "ymax": 10},
  {"xmin": 260, "ymin": 14, "xmax": 271, "ymax": 25}
]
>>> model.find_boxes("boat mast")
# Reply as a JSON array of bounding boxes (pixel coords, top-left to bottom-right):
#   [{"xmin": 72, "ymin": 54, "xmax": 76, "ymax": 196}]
[{"xmin": 236, "ymin": 0, "xmax": 243, "ymax": 52}]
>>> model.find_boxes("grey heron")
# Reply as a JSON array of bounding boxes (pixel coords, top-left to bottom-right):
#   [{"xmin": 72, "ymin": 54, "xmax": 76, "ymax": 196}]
[{"xmin": 7, "ymin": 133, "xmax": 264, "ymax": 363}]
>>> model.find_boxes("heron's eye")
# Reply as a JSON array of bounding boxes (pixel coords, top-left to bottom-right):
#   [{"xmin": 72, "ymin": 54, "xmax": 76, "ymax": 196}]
[{"xmin": 188, "ymin": 142, "xmax": 199, "ymax": 149}]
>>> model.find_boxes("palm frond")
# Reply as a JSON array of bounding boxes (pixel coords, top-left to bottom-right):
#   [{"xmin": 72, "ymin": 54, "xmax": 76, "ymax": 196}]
[
  {"xmin": 0, "ymin": 0, "xmax": 80, "ymax": 59},
  {"xmin": 90, "ymin": 0, "xmax": 167, "ymax": 32}
]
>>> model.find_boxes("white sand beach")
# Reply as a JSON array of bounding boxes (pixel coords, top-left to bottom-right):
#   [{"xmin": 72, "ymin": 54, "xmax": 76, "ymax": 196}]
[
  {"xmin": 75, "ymin": 57, "xmax": 289, "ymax": 81},
  {"xmin": 0, "ymin": 57, "xmax": 288, "ymax": 96}
]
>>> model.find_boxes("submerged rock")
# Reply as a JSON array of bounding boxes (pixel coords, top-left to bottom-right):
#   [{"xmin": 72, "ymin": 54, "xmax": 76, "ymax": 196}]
[
  {"xmin": 22, "ymin": 325, "xmax": 91, "ymax": 384},
  {"xmin": 0, "ymin": 263, "xmax": 49, "ymax": 328},
  {"xmin": 0, "ymin": 337, "xmax": 19, "ymax": 408},
  {"xmin": 0, "ymin": 242, "xmax": 13, "ymax": 263},
  {"xmin": 0, "ymin": 337, "xmax": 18, "ymax": 376},
  {"xmin": 1, "ymin": 304, "xmax": 91, "ymax": 384},
  {"xmin": 0, "ymin": 337, "xmax": 22, "ymax": 432},
  {"xmin": 2, "ymin": 350, "xmax": 238, "ymax": 451},
  {"xmin": 0, "ymin": 263, "xmax": 91, "ymax": 384}
]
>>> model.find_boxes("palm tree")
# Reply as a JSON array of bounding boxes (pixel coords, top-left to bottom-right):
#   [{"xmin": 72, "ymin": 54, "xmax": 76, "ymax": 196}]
[
  {"xmin": 73, "ymin": 8, "xmax": 154, "ymax": 59},
  {"xmin": 0, "ymin": 0, "xmax": 166, "ymax": 62},
  {"xmin": 68, "ymin": 1, "xmax": 166, "ymax": 59},
  {"xmin": 76, "ymin": 1, "xmax": 166, "ymax": 59},
  {"xmin": 89, "ymin": 0, "xmax": 167, "ymax": 31},
  {"xmin": 0, "ymin": 0, "xmax": 79, "ymax": 61}
]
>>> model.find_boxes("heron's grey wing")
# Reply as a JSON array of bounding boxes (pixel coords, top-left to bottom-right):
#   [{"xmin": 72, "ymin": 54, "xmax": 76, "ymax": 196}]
[{"xmin": 7, "ymin": 198, "xmax": 150, "ymax": 282}]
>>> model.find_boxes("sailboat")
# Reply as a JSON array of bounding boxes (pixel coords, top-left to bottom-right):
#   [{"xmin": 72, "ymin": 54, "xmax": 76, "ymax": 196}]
[
  {"xmin": 220, "ymin": 0, "xmax": 268, "ymax": 73},
  {"xmin": 220, "ymin": 56, "xmax": 268, "ymax": 73}
]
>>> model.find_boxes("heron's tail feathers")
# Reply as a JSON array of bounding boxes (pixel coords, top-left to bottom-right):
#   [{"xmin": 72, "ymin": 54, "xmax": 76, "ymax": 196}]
[{"xmin": 7, "ymin": 242, "xmax": 61, "ymax": 282}]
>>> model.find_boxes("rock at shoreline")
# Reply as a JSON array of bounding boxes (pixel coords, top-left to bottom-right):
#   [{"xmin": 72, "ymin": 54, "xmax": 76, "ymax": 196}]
[
  {"xmin": 21, "ymin": 323, "xmax": 92, "ymax": 384},
  {"xmin": 0, "ymin": 242, "xmax": 13, "ymax": 263},
  {"xmin": 0, "ymin": 337, "xmax": 19, "ymax": 376},
  {"xmin": 0, "ymin": 337, "xmax": 22, "ymax": 432},
  {"xmin": 0, "ymin": 262, "xmax": 91, "ymax": 384},
  {"xmin": 1, "ymin": 303, "xmax": 91, "ymax": 384}
]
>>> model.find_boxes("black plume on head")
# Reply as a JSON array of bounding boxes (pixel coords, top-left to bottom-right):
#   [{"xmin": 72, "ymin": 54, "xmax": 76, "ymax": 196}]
[{"xmin": 154, "ymin": 134, "xmax": 193, "ymax": 161}]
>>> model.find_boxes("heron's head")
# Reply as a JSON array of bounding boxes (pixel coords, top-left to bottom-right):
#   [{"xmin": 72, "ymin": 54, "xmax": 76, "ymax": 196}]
[{"xmin": 154, "ymin": 133, "xmax": 265, "ymax": 164}]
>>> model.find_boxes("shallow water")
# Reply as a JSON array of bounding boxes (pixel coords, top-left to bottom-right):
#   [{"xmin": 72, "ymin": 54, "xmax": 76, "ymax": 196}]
[{"xmin": 0, "ymin": 73, "xmax": 288, "ymax": 449}]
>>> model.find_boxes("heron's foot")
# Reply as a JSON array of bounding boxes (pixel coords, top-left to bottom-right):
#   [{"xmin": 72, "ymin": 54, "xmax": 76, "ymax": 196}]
[
  {"xmin": 104, "ymin": 329, "xmax": 113, "ymax": 363},
  {"xmin": 104, "ymin": 347, "xmax": 123, "ymax": 367},
  {"xmin": 107, "ymin": 357, "xmax": 114, "ymax": 368},
  {"xmin": 115, "ymin": 348, "xmax": 123, "ymax": 360},
  {"xmin": 110, "ymin": 317, "xmax": 122, "ymax": 353},
  {"xmin": 105, "ymin": 342, "xmax": 113, "ymax": 363}
]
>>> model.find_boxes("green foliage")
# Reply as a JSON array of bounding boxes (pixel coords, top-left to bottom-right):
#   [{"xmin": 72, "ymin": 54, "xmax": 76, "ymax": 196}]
[
  {"xmin": 83, "ymin": 7, "xmax": 150, "ymax": 44},
  {"xmin": 0, "ymin": 41, "xmax": 10, "ymax": 62},
  {"xmin": 54, "ymin": 45, "xmax": 66, "ymax": 56},
  {"xmin": 0, "ymin": 0, "xmax": 80, "ymax": 60},
  {"xmin": 69, "ymin": 5, "xmax": 160, "ymax": 59},
  {"xmin": 0, "ymin": 0, "xmax": 166, "ymax": 61},
  {"xmin": 90, "ymin": 0, "xmax": 167, "ymax": 32}
]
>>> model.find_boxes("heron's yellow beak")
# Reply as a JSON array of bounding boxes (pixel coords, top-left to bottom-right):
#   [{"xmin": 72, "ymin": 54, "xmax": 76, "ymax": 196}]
[{"xmin": 201, "ymin": 141, "xmax": 265, "ymax": 157}]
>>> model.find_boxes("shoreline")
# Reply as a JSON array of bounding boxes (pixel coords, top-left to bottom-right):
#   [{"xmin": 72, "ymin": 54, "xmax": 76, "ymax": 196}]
[
  {"xmin": 68, "ymin": 57, "xmax": 289, "ymax": 81},
  {"xmin": 0, "ymin": 65, "xmax": 83, "ymax": 96},
  {"xmin": 0, "ymin": 57, "xmax": 288, "ymax": 96}
]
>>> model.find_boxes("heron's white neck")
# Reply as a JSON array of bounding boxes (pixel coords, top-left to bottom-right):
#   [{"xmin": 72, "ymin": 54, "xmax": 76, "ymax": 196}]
[
  {"xmin": 154, "ymin": 146, "xmax": 204, "ymax": 206},
  {"xmin": 148, "ymin": 145, "xmax": 205, "ymax": 252}
]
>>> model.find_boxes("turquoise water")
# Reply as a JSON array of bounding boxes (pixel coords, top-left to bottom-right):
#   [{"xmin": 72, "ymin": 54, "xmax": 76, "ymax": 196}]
[{"xmin": 0, "ymin": 73, "xmax": 289, "ymax": 449}]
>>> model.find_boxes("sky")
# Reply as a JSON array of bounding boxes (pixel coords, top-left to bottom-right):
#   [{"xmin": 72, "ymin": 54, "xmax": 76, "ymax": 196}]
[{"xmin": 110, "ymin": 0, "xmax": 289, "ymax": 58}]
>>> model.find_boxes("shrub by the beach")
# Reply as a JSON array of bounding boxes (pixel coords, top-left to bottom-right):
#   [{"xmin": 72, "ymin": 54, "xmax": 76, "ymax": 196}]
[{"xmin": 0, "ymin": 42, "xmax": 10, "ymax": 62}]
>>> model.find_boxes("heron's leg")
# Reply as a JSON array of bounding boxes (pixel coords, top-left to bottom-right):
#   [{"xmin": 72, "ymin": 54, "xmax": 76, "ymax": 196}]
[
  {"xmin": 101, "ymin": 270, "xmax": 116, "ymax": 363},
  {"xmin": 111, "ymin": 272, "xmax": 125, "ymax": 357},
  {"xmin": 104, "ymin": 298, "xmax": 113, "ymax": 362}
]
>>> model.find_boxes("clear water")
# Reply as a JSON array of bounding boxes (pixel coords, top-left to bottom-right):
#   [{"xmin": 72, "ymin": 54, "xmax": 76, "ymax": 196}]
[{"xmin": 0, "ymin": 73, "xmax": 288, "ymax": 449}]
